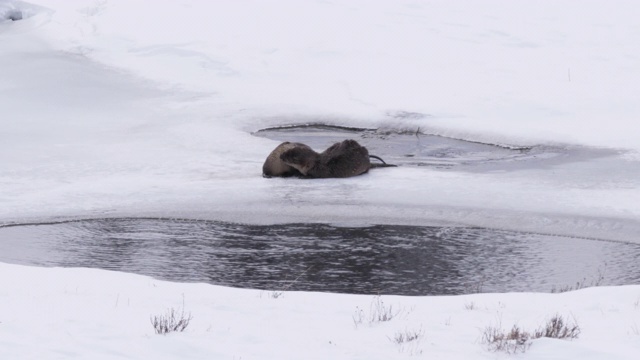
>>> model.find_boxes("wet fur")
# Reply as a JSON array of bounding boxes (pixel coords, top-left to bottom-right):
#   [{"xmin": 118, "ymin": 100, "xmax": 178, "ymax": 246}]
[
  {"xmin": 279, "ymin": 139, "xmax": 372, "ymax": 178},
  {"xmin": 262, "ymin": 142, "xmax": 313, "ymax": 178}
]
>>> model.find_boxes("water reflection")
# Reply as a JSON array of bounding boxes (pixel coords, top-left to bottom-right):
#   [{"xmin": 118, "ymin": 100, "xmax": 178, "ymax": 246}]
[{"xmin": 1, "ymin": 218, "xmax": 639, "ymax": 295}]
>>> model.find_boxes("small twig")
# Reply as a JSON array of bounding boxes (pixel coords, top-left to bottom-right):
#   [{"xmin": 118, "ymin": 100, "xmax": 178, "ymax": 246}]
[{"xmin": 270, "ymin": 265, "xmax": 314, "ymax": 298}]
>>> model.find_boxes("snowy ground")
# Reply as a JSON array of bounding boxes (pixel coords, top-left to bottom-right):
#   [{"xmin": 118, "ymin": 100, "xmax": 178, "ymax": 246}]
[
  {"xmin": 1, "ymin": 0, "xmax": 640, "ymax": 358},
  {"xmin": 1, "ymin": 262, "xmax": 640, "ymax": 360}
]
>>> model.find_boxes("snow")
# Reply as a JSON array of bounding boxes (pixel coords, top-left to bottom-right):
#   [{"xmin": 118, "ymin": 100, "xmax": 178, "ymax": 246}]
[
  {"xmin": 1, "ymin": 262, "xmax": 640, "ymax": 360},
  {"xmin": 1, "ymin": 0, "xmax": 640, "ymax": 358}
]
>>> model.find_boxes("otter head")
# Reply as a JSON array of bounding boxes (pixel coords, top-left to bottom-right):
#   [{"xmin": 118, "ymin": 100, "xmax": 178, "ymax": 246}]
[
  {"xmin": 263, "ymin": 142, "xmax": 314, "ymax": 177},
  {"xmin": 279, "ymin": 147, "xmax": 319, "ymax": 176}
]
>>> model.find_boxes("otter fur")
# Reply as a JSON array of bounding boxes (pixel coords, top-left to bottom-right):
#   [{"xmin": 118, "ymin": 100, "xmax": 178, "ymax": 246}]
[
  {"xmin": 263, "ymin": 139, "xmax": 395, "ymax": 179},
  {"xmin": 281, "ymin": 139, "xmax": 393, "ymax": 178},
  {"xmin": 262, "ymin": 142, "xmax": 313, "ymax": 178}
]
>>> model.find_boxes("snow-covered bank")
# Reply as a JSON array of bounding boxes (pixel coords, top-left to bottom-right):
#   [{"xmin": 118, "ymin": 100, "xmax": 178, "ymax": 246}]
[
  {"xmin": 25, "ymin": 0, "xmax": 640, "ymax": 151},
  {"xmin": 1, "ymin": 263, "xmax": 639, "ymax": 359}
]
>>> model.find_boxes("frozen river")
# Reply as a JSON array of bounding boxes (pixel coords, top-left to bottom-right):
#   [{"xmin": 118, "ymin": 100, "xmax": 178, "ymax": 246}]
[{"xmin": 2, "ymin": 125, "xmax": 639, "ymax": 295}]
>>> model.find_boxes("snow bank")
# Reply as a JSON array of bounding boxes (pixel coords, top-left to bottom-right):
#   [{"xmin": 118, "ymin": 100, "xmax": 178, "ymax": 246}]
[
  {"xmin": 27, "ymin": 0, "xmax": 640, "ymax": 151},
  {"xmin": 1, "ymin": 263, "xmax": 639, "ymax": 359}
]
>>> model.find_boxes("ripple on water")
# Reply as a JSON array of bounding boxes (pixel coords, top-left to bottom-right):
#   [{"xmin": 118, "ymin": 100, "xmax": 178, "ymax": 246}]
[{"xmin": 1, "ymin": 218, "xmax": 639, "ymax": 295}]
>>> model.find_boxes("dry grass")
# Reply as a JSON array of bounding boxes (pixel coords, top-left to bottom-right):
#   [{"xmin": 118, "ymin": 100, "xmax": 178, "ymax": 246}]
[
  {"xmin": 482, "ymin": 324, "xmax": 532, "ymax": 354},
  {"xmin": 151, "ymin": 307, "xmax": 193, "ymax": 335},
  {"xmin": 388, "ymin": 326, "xmax": 425, "ymax": 345},
  {"xmin": 369, "ymin": 295, "xmax": 399, "ymax": 323},
  {"xmin": 482, "ymin": 314, "xmax": 580, "ymax": 353},
  {"xmin": 388, "ymin": 326, "xmax": 425, "ymax": 356},
  {"xmin": 533, "ymin": 315, "xmax": 581, "ymax": 340},
  {"xmin": 551, "ymin": 267, "xmax": 606, "ymax": 293},
  {"xmin": 353, "ymin": 295, "xmax": 401, "ymax": 328}
]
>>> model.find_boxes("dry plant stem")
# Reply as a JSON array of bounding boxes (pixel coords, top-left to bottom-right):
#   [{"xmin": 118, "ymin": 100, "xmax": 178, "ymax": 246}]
[
  {"xmin": 269, "ymin": 265, "xmax": 314, "ymax": 299},
  {"xmin": 150, "ymin": 297, "xmax": 193, "ymax": 335},
  {"xmin": 388, "ymin": 326, "xmax": 424, "ymax": 345},
  {"xmin": 353, "ymin": 295, "xmax": 401, "ymax": 328},
  {"xmin": 369, "ymin": 295, "xmax": 400, "ymax": 324},
  {"xmin": 482, "ymin": 314, "xmax": 580, "ymax": 354}
]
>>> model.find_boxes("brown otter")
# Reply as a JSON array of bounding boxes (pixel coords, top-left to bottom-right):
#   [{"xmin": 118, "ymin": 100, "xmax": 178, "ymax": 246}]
[
  {"xmin": 278, "ymin": 139, "xmax": 393, "ymax": 178},
  {"xmin": 262, "ymin": 142, "xmax": 314, "ymax": 178}
]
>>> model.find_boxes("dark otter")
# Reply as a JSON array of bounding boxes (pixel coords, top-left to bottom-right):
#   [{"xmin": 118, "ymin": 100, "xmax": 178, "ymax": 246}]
[
  {"xmin": 279, "ymin": 139, "xmax": 394, "ymax": 178},
  {"xmin": 262, "ymin": 142, "xmax": 313, "ymax": 178}
]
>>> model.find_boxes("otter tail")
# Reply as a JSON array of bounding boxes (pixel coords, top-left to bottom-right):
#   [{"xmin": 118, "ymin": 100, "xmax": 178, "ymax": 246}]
[{"xmin": 369, "ymin": 155, "xmax": 397, "ymax": 168}]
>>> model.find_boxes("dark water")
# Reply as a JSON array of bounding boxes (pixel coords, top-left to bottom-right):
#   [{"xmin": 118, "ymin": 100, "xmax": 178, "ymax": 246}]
[
  {"xmin": 253, "ymin": 124, "xmax": 616, "ymax": 171},
  {"xmin": 1, "ymin": 218, "xmax": 639, "ymax": 295}
]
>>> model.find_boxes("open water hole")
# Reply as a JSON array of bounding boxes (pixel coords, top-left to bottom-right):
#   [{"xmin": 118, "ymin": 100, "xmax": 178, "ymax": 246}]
[{"xmin": 1, "ymin": 218, "xmax": 639, "ymax": 295}]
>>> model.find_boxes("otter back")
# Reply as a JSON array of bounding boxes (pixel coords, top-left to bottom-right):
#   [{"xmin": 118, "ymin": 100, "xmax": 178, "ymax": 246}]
[
  {"xmin": 317, "ymin": 139, "xmax": 370, "ymax": 178},
  {"xmin": 279, "ymin": 139, "xmax": 371, "ymax": 178}
]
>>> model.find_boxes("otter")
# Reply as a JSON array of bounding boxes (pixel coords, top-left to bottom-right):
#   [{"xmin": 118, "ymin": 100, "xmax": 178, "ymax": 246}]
[
  {"xmin": 262, "ymin": 142, "xmax": 314, "ymax": 178},
  {"xmin": 280, "ymin": 139, "xmax": 369, "ymax": 178},
  {"xmin": 273, "ymin": 139, "xmax": 395, "ymax": 179}
]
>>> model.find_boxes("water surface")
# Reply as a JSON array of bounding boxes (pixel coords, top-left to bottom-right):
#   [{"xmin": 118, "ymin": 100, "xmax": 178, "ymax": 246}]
[
  {"xmin": 254, "ymin": 124, "xmax": 617, "ymax": 171},
  {"xmin": 1, "ymin": 218, "xmax": 638, "ymax": 295}
]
